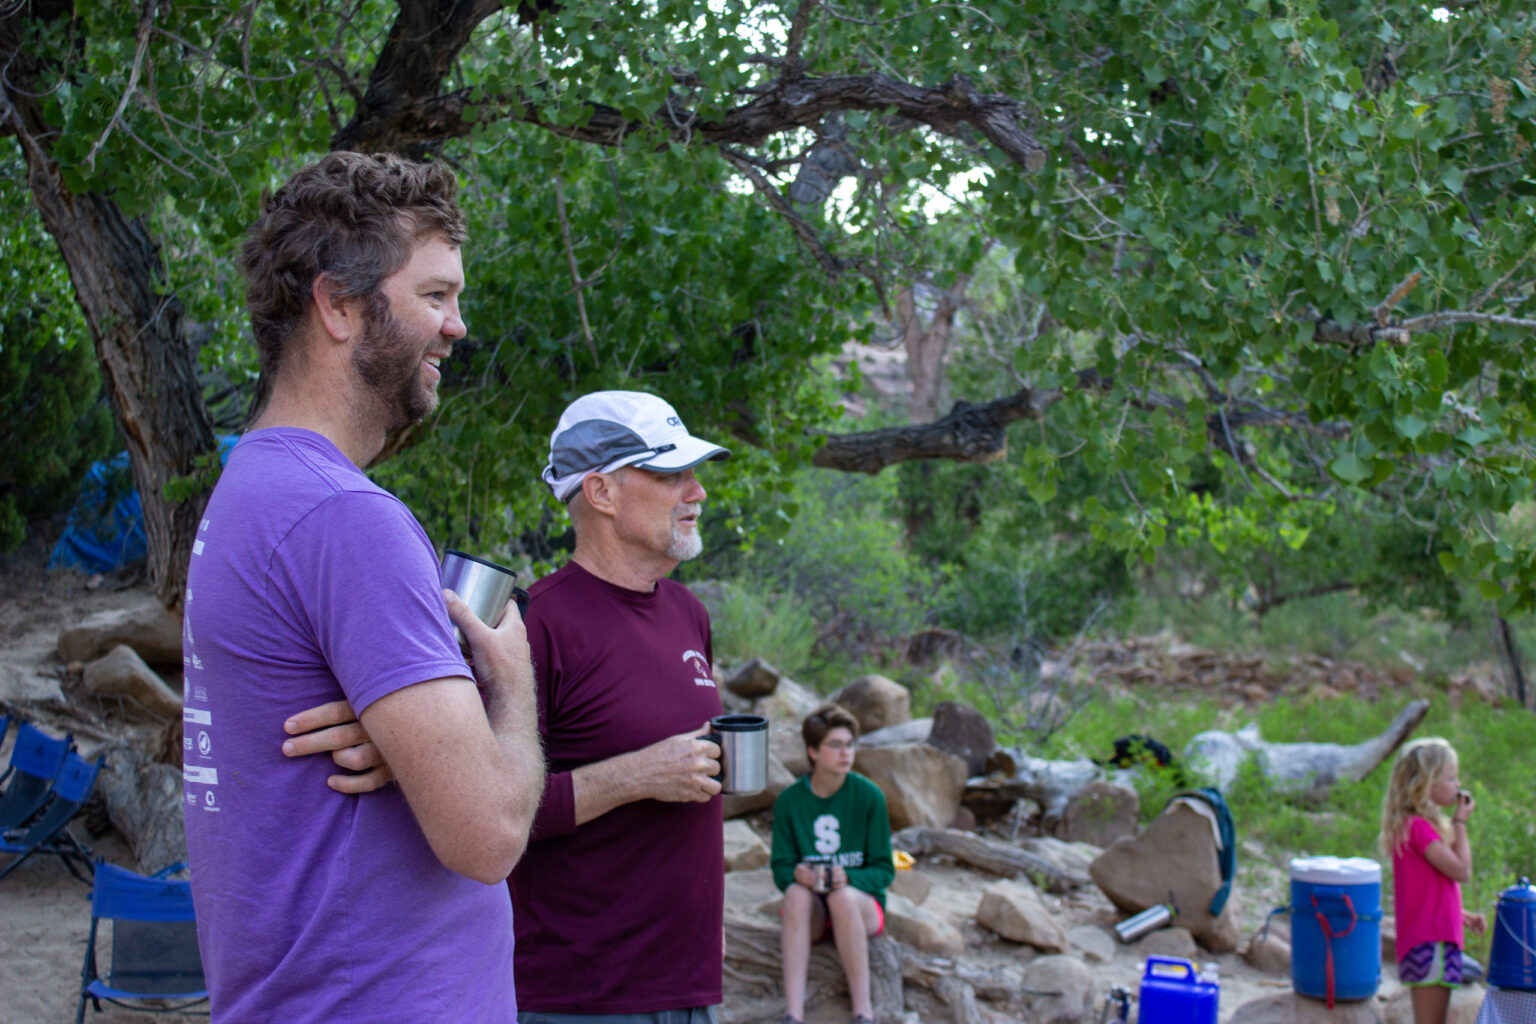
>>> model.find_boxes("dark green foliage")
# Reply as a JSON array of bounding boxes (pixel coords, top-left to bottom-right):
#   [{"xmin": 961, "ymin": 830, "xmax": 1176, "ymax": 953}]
[
  {"xmin": 0, "ymin": 308, "xmax": 115, "ymax": 552},
  {"xmin": 0, "ymin": 164, "xmax": 115, "ymax": 553}
]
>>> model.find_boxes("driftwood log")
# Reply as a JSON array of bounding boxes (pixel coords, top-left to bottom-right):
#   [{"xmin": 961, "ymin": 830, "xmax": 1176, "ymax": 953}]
[
  {"xmin": 902, "ymin": 950, "xmax": 1031, "ymax": 1024},
  {"xmin": 894, "ymin": 826, "xmax": 1088, "ymax": 892},
  {"xmin": 1185, "ymin": 698, "xmax": 1430, "ymax": 797},
  {"xmin": 98, "ymin": 733, "xmax": 187, "ymax": 873},
  {"xmin": 724, "ymin": 911, "xmax": 904, "ymax": 1019}
]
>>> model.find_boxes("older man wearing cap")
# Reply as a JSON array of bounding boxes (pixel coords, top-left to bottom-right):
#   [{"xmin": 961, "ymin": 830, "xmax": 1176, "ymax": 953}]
[{"xmin": 511, "ymin": 390, "xmax": 732, "ymax": 1024}]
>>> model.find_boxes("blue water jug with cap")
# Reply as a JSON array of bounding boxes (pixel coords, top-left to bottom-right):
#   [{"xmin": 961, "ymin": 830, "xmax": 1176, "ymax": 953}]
[
  {"xmin": 1289, "ymin": 855, "xmax": 1382, "ymax": 1006},
  {"xmin": 1137, "ymin": 956, "xmax": 1218, "ymax": 1024},
  {"xmin": 1489, "ymin": 877, "xmax": 1536, "ymax": 990}
]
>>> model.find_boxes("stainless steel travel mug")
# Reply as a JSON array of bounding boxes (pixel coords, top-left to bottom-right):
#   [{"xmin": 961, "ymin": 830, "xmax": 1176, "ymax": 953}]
[
  {"xmin": 706, "ymin": 714, "xmax": 769, "ymax": 795},
  {"xmin": 1114, "ymin": 903, "xmax": 1174, "ymax": 942},
  {"xmin": 441, "ymin": 549, "xmax": 521, "ymax": 648}
]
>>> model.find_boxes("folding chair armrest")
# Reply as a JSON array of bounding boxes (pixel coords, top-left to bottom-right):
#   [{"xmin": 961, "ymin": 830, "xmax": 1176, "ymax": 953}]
[{"xmin": 150, "ymin": 861, "xmax": 188, "ymax": 879}]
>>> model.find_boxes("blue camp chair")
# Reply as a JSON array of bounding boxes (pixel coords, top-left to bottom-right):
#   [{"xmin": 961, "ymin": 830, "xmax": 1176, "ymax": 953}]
[
  {"xmin": 0, "ymin": 751, "xmax": 102, "ymax": 883},
  {"xmin": 76, "ymin": 861, "xmax": 208, "ymax": 1023},
  {"xmin": 0, "ymin": 722, "xmax": 73, "ymax": 831},
  {"xmin": 0, "ymin": 713, "xmax": 10, "ymax": 783}
]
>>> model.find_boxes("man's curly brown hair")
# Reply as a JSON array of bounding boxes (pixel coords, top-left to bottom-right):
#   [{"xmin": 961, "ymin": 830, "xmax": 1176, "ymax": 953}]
[{"xmin": 239, "ymin": 152, "xmax": 467, "ymax": 413}]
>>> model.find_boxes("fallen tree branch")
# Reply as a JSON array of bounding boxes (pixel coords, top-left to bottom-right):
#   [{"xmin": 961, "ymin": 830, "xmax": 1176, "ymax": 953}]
[{"xmin": 893, "ymin": 826, "xmax": 1087, "ymax": 892}]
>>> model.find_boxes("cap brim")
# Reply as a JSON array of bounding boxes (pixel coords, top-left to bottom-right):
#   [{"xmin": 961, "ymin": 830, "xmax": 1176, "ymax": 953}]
[{"xmin": 636, "ymin": 435, "xmax": 731, "ymax": 473}]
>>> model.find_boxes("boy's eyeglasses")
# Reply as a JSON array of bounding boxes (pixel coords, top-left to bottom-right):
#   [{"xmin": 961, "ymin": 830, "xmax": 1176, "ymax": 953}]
[{"xmin": 821, "ymin": 741, "xmax": 858, "ymax": 752}]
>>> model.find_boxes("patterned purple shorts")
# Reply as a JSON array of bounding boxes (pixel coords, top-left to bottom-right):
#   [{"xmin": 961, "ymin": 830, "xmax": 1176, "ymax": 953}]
[{"xmin": 1398, "ymin": 941, "xmax": 1463, "ymax": 986}]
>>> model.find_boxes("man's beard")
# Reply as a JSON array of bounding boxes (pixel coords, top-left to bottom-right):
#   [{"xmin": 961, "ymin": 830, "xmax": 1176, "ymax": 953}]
[
  {"xmin": 352, "ymin": 305, "xmax": 435, "ymax": 431},
  {"xmin": 667, "ymin": 505, "xmax": 704, "ymax": 561}
]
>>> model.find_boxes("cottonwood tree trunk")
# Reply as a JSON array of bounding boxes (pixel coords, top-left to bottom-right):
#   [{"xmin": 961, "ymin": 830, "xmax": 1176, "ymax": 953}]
[
  {"xmin": 896, "ymin": 281, "xmax": 966, "ymax": 424},
  {"xmin": 4, "ymin": 18, "xmax": 215, "ymax": 610},
  {"xmin": 1494, "ymin": 614, "xmax": 1528, "ymax": 709}
]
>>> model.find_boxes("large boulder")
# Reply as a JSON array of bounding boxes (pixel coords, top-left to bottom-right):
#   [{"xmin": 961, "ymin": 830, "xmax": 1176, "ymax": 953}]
[
  {"xmin": 1138, "ymin": 925, "xmax": 1198, "ymax": 959},
  {"xmin": 1245, "ymin": 929, "xmax": 1293, "ymax": 974},
  {"xmin": 1019, "ymin": 955, "xmax": 1095, "ymax": 1024},
  {"xmin": 723, "ymin": 657, "xmax": 782, "ymax": 699},
  {"xmin": 724, "ymin": 866, "xmax": 781, "ymax": 914},
  {"xmin": 757, "ymin": 676, "xmax": 822, "ymax": 776},
  {"xmin": 1382, "ymin": 984, "xmax": 1483, "ymax": 1024},
  {"xmin": 860, "ymin": 718, "xmax": 933, "ymax": 747},
  {"xmin": 723, "ymin": 819, "xmax": 770, "ymax": 872},
  {"xmin": 829, "ymin": 674, "xmax": 911, "ymax": 735},
  {"xmin": 83, "ymin": 645, "xmax": 183, "ymax": 721},
  {"xmin": 58, "ymin": 594, "xmax": 183, "ymax": 667},
  {"xmin": 974, "ymin": 879, "xmax": 1068, "ymax": 952},
  {"xmin": 1089, "ymin": 800, "xmax": 1242, "ymax": 951},
  {"xmin": 889, "ymin": 868, "xmax": 931, "ymax": 906},
  {"xmin": 884, "ymin": 891, "xmax": 964, "ymax": 956},
  {"xmin": 1229, "ymin": 992, "xmax": 1384, "ymax": 1023},
  {"xmin": 1067, "ymin": 924, "xmax": 1116, "ymax": 963},
  {"xmin": 854, "ymin": 743, "xmax": 967, "ymax": 830},
  {"xmin": 1060, "ymin": 780, "xmax": 1139, "ymax": 847},
  {"xmin": 926, "ymin": 701, "xmax": 994, "ymax": 776},
  {"xmin": 722, "ymin": 750, "xmax": 796, "ymax": 819}
]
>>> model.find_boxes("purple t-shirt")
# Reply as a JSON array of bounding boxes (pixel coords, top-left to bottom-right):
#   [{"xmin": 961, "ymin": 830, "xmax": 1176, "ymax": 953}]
[
  {"xmin": 1392, "ymin": 815, "xmax": 1464, "ymax": 959},
  {"xmin": 509, "ymin": 561, "xmax": 724, "ymax": 1013},
  {"xmin": 182, "ymin": 428, "xmax": 516, "ymax": 1023}
]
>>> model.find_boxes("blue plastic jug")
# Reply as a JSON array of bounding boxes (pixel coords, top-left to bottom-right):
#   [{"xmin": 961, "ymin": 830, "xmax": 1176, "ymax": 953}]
[
  {"xmin": 1137, "ymin": 956, "xmax": 1218, "ymax": 1024},
  {"xmin": 1489, "ymin": 877, "xmax": 1536, "ymax": 990},
  {"xmin": 1289, "ymin": 856, "xmax": 1382, "ymax": 1007}
]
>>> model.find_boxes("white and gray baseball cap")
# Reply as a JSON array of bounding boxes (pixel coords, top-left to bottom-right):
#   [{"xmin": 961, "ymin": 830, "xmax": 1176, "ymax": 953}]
[{"xmin": 541, "ymin": 390, "xmax": 730, "ymax": 502}]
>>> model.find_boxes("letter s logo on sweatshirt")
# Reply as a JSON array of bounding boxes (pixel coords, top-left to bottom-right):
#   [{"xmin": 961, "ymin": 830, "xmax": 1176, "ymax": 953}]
[{"xmin": 814, "ymin": 814, "xmax": 841, "ymax": 855}]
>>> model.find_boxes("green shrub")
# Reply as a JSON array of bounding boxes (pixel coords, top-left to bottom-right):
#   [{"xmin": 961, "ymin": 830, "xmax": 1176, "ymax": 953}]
[{"xmin": 0, "ymin": 308, "xmax": 115, "ymax": 552}]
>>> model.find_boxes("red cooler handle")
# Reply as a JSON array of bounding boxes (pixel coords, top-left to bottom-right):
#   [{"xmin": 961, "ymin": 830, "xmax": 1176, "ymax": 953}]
[{"xmin": 1311, "ymin": 891, "xmax": 1358, "ymax": 1009}]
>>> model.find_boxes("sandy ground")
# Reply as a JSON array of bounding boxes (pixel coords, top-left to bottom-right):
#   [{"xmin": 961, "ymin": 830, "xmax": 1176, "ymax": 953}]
[{"xmin": 0, "ymin": 828, "xmax": 182, "ymax": 1024}]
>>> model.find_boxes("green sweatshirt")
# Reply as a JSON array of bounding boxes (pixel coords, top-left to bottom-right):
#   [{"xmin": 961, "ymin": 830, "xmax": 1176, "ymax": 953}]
[{"xmin": 770, "ymin": 772, "xmax": 895, "ymax": 907}]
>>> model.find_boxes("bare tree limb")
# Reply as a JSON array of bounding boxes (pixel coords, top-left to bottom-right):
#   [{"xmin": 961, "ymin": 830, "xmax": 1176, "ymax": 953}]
[
  {"xmin": 553, "ymin": 176, "xmax": 599, "ymax": 365},
  {"xmin": 1398, "ymin": 311, "xmax": 1536, "ymax": 333},
  {"xmin": 784, "ymin": 0, "xmax": 820, "ymax": 77},
  {"xmin": 340, "ymin": 71, "xmax": 1048, "ymax": 173},
  {"xmin": 814, "ymin": 368, "xmax": 1351, "ymax": 475},
  {"xmin": 82, "ymin": 0, "xmax": 155, "ymax": 171},
  {"xmin": 719, "ymin": 147, "xmax": 850, "ymax": 279}
]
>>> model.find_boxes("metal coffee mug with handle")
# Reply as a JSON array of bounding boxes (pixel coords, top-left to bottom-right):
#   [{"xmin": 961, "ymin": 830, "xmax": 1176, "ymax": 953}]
[
  {"xmin": 705, "ymin": 714, "xmax": 769, "ymax": 796},
  {"xmin": 440, "ymin": 549, "xmax": 527, "ymax": 648}
]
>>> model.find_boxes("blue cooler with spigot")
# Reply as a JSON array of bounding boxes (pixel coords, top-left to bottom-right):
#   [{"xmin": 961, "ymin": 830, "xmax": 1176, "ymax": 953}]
[
  {"xmin": 1137, "ymin": 956, "xmax": 1218, "ymax": 1024},
  {"xmin": 1489, "ymin": 877, "xmax": 1536, "ymax": 990},
  {"xmin": 1289, "ymin": 856, "xmax": 1382, "ymax": 1006}
]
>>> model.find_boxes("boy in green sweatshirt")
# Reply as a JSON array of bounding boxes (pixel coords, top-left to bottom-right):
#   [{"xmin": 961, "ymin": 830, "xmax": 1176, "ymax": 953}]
[{"xmin": 771, "ymin": 704, "xmax": 895, "ymax": 1024}]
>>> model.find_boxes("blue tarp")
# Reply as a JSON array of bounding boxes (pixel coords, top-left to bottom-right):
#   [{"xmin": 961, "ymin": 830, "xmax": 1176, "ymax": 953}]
[{"xmin": 49, "ymin": 437, "xmax": 238, "ymax": 575}]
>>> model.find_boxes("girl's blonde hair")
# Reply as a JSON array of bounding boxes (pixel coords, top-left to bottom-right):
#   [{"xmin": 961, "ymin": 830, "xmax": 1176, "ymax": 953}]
[{"xmin": 1379, "ymin": 737, "xmax": 1457, "ymax": 859}]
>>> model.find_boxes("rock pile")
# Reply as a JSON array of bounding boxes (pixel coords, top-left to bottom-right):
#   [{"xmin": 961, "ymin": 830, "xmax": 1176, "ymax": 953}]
[{"xmin": 718, "ymin": 659, "xmax": 1474, "ymax": 1024}]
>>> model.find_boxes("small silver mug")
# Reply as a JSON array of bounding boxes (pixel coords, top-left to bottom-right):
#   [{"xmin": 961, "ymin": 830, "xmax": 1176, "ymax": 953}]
[
  {"xmin": 706, "ymin": 713, "xmax": 769, "ymax": 795},
  {"xmin": 441, "ymin": 549, "xmax": 522, "ymax": 648}
]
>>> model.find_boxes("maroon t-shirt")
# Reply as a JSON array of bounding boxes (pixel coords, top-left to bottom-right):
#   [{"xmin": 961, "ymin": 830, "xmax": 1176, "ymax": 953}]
[{"xmin": 509, "ymin": 561, "xmax": 724, "ymax": 1013}]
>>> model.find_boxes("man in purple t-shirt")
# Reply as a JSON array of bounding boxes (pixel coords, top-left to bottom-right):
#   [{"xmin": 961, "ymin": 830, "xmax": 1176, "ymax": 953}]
[
  {"xmin": 510, "ymin": 391, "xmax": 732, "ymax": 1024},
  {"xmin": 182, "ymin": 152, "xmax": 543, "ymax": 1023}
]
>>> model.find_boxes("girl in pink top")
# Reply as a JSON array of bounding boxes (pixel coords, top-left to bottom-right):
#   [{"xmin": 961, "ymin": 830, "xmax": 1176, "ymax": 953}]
[{"xmin": 1379, "ymin": 738, "xmax": 1487, "ymax": 1024}]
